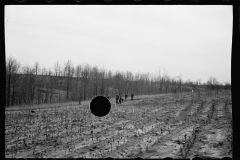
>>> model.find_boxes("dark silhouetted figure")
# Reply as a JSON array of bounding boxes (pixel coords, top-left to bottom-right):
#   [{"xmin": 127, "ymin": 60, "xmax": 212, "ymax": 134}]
[
  {"xmin": 119, "ymin": 95, "xmax": 122, "ymax": 104},
  {"xmin": 116, "ymin": 95, "xmax": 124, "ymax": 104},
  {"xmin": 125, "ymin": 94, "xmax": 128, "ymax": 101},
  {"xmin": 116, "ymin": 95, "xmax": 119, "ymax": 104},
  {"xmin": 131, "ymin": 93, "xmax": 134, "ymax": 101},
  {"xmin": 119, "ymin": 96, "xmax": 124, "ymax": 104},
  {"xmin": 173, "ymin": 89, "xmax": 177, "ymax": 94}
]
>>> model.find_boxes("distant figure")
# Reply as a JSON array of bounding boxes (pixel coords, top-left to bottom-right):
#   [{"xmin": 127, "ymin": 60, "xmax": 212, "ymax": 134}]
[
  {"xmin": 125, "ymin": 94, "xmax": 128, "ymax": 101},
  {"xmin": 119, "ymin": 95, "xmax": 121, "ymax": 104},
  {"xmin": 116, "ymin": 95, "xmax": 119, "ymax": 104},
  {"xmin": 116, "ymin": 95, "xmax": 123, "ymax": 104},
  {"xmin": 31, "ymin": 110, "xmax": 35, "ymax": 113},
  {"xmin": 119, "ymin": 96, "xmax": 124, "ymax": 104},
  {"xmin": 192, "ymin": 90, "xmax": 193, "ymax": 93},
  {"xmin": 131, "ymin": 93, "xmax": 134, "ymax": 101},
  {"xmin": 173, "ymin": 89, "xmax": 177, "ymax": 94}
]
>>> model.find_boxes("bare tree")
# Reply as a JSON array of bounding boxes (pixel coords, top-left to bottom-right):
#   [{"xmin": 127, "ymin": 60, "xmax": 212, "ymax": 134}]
[
  {"xmin": 79, "ymin": 63, "xmax": 91, "ymax": 100},
  {"xmin": 150, "ymin": 75, "xmax": 158, "ymax": 94},
  {"xmin": 105, "ymin": 70, "xmax": 114, "ymax": 97},
  {"xmin": 75, "ymin": 65, "xmax": 82, "ymax": 104},
  {"xmin": 21, "ymin": 66, "xmax": 35, "ymax": 105},
  {"xmin": 113, "ymin": 72, "xmax": 125, "ymax": 95},
  {"xmin": 196, "ymin": 78, "xmax": 201, "ymax": 86},
  {"xmin": 207, "ymin": 77, "xmax": 215, "ymax": 95},
  {"xmin": 164, "ymin": 75, "xmax": 170, "ymax": 93},
  {"xmin": 33, "ymin": 62, "xmax": 41, "ymax": 104},
  {"xmin": 90, "ymin": 66, "xmax": 100, "ymax": 97},
  {"xmin": 140, "ymin": 73, "xmax": 150, "ymax": 95},
  {"xmin": 177, "ymin": 75, "xmax": 182, "ymax": 93},
  {"xmin": 171, "ymin": 77, "xmax": 177, "ymax": 93},
  {"xmin": 48, "ymin": 68, "xmax": 58, "ymax": 103},
  {"xmin": 54, "ymin": 61, "xmax": 61, "ymax": 77},
  {"xmin": 64, "ymin": 60, "xmax": 74, "ymax": 101},
  {"xmin": 212, "ymin": 77, "xmax": 220, "ymax": 96},
  {"xmin": 124, "ymin": 71, "xmax": 134, "ymax": 96},
  {"xmin": 6, "ymin": 56, "xmax": 21, "ymax": 107},
  {"xmin": 33, "ymin": 61, "xmax": 41, "ymax": 75},
  {"xmin": 41, "ymin": 67, "xmax": 48, "ymax": 75},
  {"xmin": 133, "ymin": 72, "xmax": 141, "ymax": 95},
  {"xmin": 99, "ymin": 68, "xmax": 106, "ymax": 96},
  {"xmin": 224, "ymin": 82, "xmax": 231, "ymax": 97},
  {"xmin": 157, "ymin": 68, "xmax": 165, "ymax": 94}
]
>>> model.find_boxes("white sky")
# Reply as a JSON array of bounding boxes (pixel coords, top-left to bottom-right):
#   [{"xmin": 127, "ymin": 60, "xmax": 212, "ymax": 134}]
[{"xmin": 5, "ymin": 5, "xmax": 232, "ymax": 84}]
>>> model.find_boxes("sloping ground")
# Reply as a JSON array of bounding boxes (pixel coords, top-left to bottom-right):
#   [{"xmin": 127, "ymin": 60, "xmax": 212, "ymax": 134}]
[{"xmin": 5, "ymin": 92, "xmax": 232, "ymax": 159}]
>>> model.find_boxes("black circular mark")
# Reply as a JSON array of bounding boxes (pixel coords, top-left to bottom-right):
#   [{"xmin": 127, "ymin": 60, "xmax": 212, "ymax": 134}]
[
  {"xmin": 104, "ymin": 157, "xmax": 114, "ymax": 160},
  {"xmin": 90, "ymin": 96, "xmax": 111, "ymax": 117}
]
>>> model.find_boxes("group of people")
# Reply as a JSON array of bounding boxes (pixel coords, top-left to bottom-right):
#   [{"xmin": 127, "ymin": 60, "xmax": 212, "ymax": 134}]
[
  {"xmin": 116, "ymin": 95, "xmax": 124, "ymax": 104},
  {"xmin": 115, "ymin": 93, "xmax": 134, "ymax": 104},
  {"xmin": 106, "ymin": 93, "xmax": 135, "ymax": 104}
]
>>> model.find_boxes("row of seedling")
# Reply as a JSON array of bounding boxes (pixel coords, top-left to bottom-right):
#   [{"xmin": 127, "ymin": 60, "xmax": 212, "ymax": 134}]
[
  {"xmin": 6, "ymin": 96, "xmax": 183, "ymax": 158},
  {"xmin": 178, "ymin": 101, "xmax": 218, "ymax": 158},
  {"xmin": 178, "ymin": 126, "xmax": 202, "ymax": 159},
  {"xmin": 191, "ymin": 101, "xmax": 206, "ymax": 120},
  {"xmin": 5, "ymin": 108, "xmax": 89, "ymax": 157}
]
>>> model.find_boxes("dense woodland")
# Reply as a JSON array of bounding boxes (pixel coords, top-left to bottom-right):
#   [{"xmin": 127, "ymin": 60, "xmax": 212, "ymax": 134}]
[{"xmin": 5, "ymin": 56, "xmax": 231, "ymax": 107}]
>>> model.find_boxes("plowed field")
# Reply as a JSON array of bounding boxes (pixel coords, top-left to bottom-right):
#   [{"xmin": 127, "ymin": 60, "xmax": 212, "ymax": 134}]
[{"xmin": 5, "ymin": 92, "xmax": 232, "ymax": 159}]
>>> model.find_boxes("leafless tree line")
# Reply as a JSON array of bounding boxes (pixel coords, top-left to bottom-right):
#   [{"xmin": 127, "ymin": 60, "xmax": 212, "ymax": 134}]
[{"xmin": 5, "ymin": 56, "xmax": 231, "ymax": 107}]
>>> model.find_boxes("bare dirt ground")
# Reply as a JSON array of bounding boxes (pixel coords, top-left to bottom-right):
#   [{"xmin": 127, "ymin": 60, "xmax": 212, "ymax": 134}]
[{"xmin": 5, "ymin": 91, "xmax": 232, "ymax": 159}]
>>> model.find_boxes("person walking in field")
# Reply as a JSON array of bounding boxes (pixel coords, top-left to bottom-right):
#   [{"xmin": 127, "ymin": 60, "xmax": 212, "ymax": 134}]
[
  {"xmin": 116, "ymin": 95, "xmax": 123, "ymax": 104},
  {"xmin": 116, "ymin": 95, "xmax": 119, "ymax": 104},
  {"xmin": 119, "ymin": 96, "xmax": 124, "ymax": 104},
  {"xmin": 131, "ymin": 93, "xmax": 134, "ymax": 101},
  {"xmin": 125, "ymin": 94, "xmax": 128, "ymax": 101},
  {"xmin": 173, "ymin": 89, "xmax": 177, "ymax": 94},
  {"xmin": 119, "ymin": 95, "xmax": 122, "ymax": 104}
]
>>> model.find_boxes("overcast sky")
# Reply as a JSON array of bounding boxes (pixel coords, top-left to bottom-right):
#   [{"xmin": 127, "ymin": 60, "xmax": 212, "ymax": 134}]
[{"xmin": 5, "ymin": 5, "xmax": 232, "ymax": 84}]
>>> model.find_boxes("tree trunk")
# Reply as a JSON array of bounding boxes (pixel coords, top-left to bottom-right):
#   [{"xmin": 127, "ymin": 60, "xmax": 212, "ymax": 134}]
[
  {"xmin": 38, "ymin": 86, "xmax": 40, "ymax": 104},
  {"xmin": 6, "ymin": 74, "xmax": 11, "ymax": 107},
  {"xmin": 83, "ymin": 86, "xmax": 87, "ymax": 100},
  {"xmin": 11, "ymin": 84, "xmax": 15, "ymax": 106},
  {"xmin": 50, "ymin": 93, "xmax": 53, "ymax": 103},
  {"xmin": 66, "ymin": 80, "xmax": 69, "ymax": 101}
]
